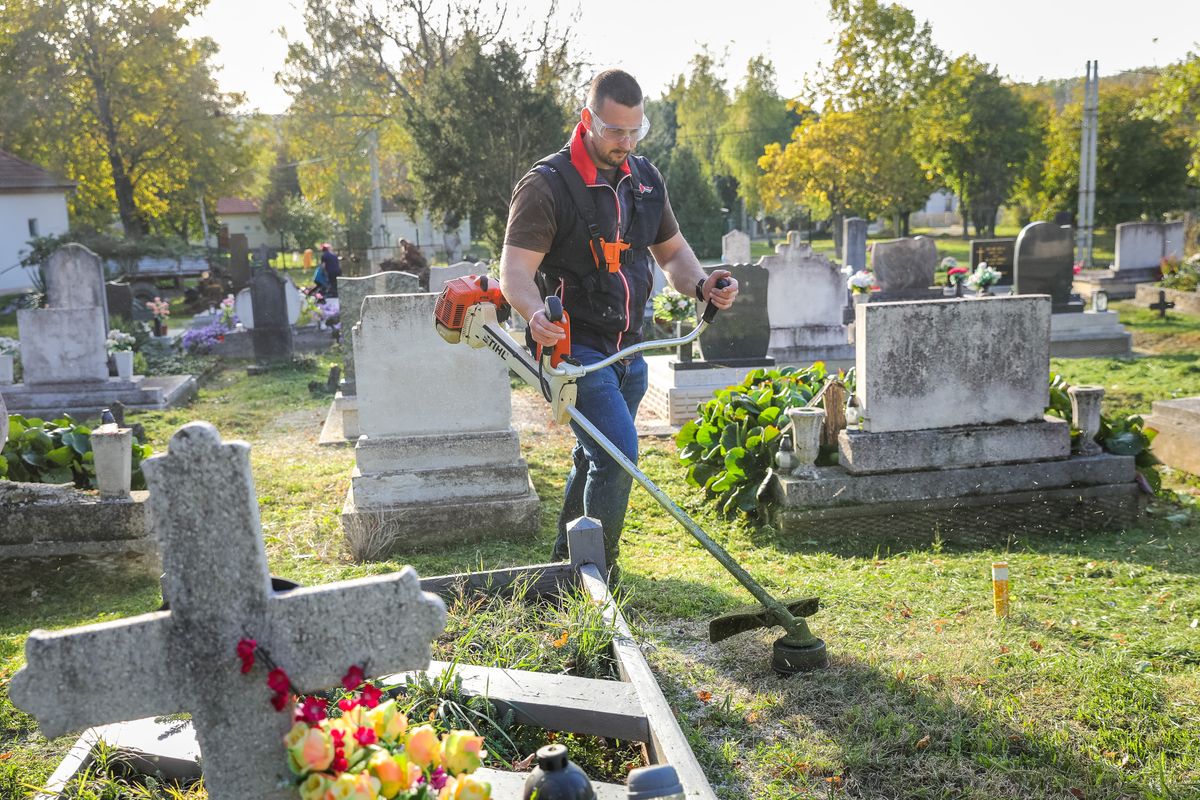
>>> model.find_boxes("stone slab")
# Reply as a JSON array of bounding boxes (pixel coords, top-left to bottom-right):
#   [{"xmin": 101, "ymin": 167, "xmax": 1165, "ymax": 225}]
[
  {"xmin": 208, "ymin": 326, "xmax": 334, "ymax": 359},
  {"xmin": 722, "ymin": 229, "xmax": 751, "ymax": 264},
  {"xmin": 318, "ymin": 392, "xmax": 357, "ymax": 446},
  {"xmin": 1134, "ymin": 283, "xmax": 1200, "ymax": 317},
  {"xmin": 855, "ymin": 296, "xmax": 1051, "ymax": 433},
  {"xmin": 0, "ymin": 374, "xmax": 197, "ymax": 418},
  {"xmin": 1146, "ymin": 396, "xmax": 1200, "ymax": 475},
  {"xmin": 1073, "ymin": 269, "xmax": 1159, "ymax": 300},
  {"xmin": 1114, "ymin": 220, "xmax": 1184, "ymax": 271},
  {"xmin": 774, "ymin": 452, "xmax": 1135, "ymax": 507},
  {"xmin": 350, "ymin": 462, "xmax": 534, "ymax": 507},
  {"xmin": 17, "ymin": 306, "xmax": 109, "ymax": 385},
  {"xmin": 644, "ymin": 355, "xmax": 758, "ymax": 427},
  {"xmin": 45, "ymin": 244, "xmax": 110, "ymax": 328},
  {"xmin": 1049, "ymin": 310, "xmax": 1132, "ymax": 357},
  {"xmin": 838, "ymin": 417, "xmax": 1070, "ymax": 475},
  {"xmin": 775, "ymin": 482, "xmax": 1145, "ymax": 539},
  {"xmin": 354, "ymin": 430, "xmax": 523, "ymax": 473}
]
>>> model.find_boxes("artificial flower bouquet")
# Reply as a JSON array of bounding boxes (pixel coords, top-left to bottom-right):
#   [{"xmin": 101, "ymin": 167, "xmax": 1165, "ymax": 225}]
[
  {"xmin": 219, "ymin": 294, "xmax": 237, "ymax": 329},
  {"xmin": 846, "ymin": 270, "xmax": 875, "ymax": 294},
  {"xmin": 237, "ymin": 640, "xmax": 492, "ymax": 800},
  {"xmin": 652, "ymin": 287, "xmax": 695, "ymax": 324},
  {"xmin": 967, "ymin": 262, "xmax": 1000, "ymax": 290},
  {"xmin": 106, "ymin": 329, "xmax": 136, "ymax": 354},
  {"xmin": 942, "ymin": 258, "xmax": 969, "ymax": 286},
  {"xmin": 146, "ymin": 297, "xmax": 171, "ymax": 320}
]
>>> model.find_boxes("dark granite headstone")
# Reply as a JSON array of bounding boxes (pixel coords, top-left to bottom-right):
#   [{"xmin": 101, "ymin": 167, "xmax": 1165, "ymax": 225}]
[
  {"xmin": 1013, "ymin": 222, "xmax": 1083, "ymax": 313},
  {"xmin": 697, "ymin": 263, "xmax": 772, "ymax": 364},
  {"xmin": 969, "ymin": 238, "xmax": 1016, "ymax": 286},
  {"xmin": 842, "ymin": 217, "xmax": 867, "ymax": 271},
  {"xmin": 249, "ymin": 270, "xmax": 294, "ymax": 365},
  {"xmin": 105, "ymin": 281, "xmax": 134, "ymax": 320},
  {"xmin": 867, "ymin": 236, "xmax": 942, "ymax": 303},
  {"xmin": 229, "ymin": 234, "xmax": 250, "ymax": 288}
]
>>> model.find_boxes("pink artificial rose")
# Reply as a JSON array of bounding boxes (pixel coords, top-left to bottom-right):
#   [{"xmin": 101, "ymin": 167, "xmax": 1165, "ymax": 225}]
[
  {"xmin": 286, "ymin": 723, "xmax": 335, "ymax": 774},
  {"xmin": 441, "ymin": 730, "xmax": 486, "ymax": 775},
  {"xmin": 405, "ymin": 725, "xmax": 442, "ymax": 769},
  {"xmin": 323, "ymin": 771, "xmax": 380, "ymax": 800}
]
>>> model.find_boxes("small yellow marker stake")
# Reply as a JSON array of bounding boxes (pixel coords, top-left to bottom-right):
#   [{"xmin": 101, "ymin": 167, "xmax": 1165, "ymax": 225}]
[{"xmin": 992, "ymin": 562, "xmax": 1010, "ymax": 618}]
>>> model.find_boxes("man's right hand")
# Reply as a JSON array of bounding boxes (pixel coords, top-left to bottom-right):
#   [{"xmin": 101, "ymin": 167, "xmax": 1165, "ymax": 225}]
[{"xmin": 528, "ymin": 308, "xmax": 567, "ymax": 347}]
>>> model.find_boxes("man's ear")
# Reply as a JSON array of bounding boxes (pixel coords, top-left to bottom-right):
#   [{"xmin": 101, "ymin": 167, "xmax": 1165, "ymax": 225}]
[{"xmin": 580, "ymin": 106, "xmax": 592, "ymax": 129}]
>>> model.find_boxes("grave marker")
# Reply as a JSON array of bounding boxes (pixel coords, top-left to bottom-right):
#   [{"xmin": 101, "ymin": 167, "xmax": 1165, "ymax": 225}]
[
  {"xmin": 697, "ymin": 262, "xmax": 771, "ymax": 363},
  {"xmin": 721, "ymin": 229, "xmax": 751, "ymax": 265},
  {"xmin": 842, "ymin": 217, "xmax": 867, "ymax": 271},
  {"xmin": 9, "ymin": 422, "xmax": 448, "ymax": 800},
  {"xmin": 1013, "ymin": 221, "xmax": 1083, "ymax": 313},
  {"xmin": 760, "ymin": 233, "xmax": 853, "ymax": 365},
  {"xmin": 44, "ymin": 244, "xmax": 110, "ymax": 330},
  {"xmin": 336, "ymin": 271, "xmax": 420, "ymax": 392},
  {"xmin": 969, "ymin": 238, "xmax": 1015, "ymax": 286},
  {"xmin": 248, "ymin": 270, "xmax": 293, "ymax": 365},
  {"xmin": 1150, "ymin": 289, "xmax": 1176, "ymax": 318},
  {"xmin": 228, "ymin": 234, "xmax": 250, "ymax": 288}
]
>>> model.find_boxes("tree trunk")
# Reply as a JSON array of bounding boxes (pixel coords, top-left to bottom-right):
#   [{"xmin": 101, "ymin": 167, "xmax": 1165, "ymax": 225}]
[{"xmin": 831, "ymin": 212, "xmax": 844, "ymax": 260}]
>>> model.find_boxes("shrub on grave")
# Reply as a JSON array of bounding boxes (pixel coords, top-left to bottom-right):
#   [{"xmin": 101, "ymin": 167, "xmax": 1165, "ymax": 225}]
[
  {"xmin": 676, "ymin": 363, "xmax": 848, "ymax": 517},
  {"xmin": 1, "ymin": 414, "xmax": 152, "ymax": 488}
]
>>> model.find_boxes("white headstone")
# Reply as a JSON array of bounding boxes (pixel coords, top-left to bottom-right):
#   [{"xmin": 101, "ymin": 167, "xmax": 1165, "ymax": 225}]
[
  {"xmin": 722, "ymin": 229, "xmax": 752, "ymax": 265},
  {"xmin": 232, "ymin": 277, "xmax": 302, "ymax": 330},
  {"xmin": 760, "ymin": 233, "xmax": 854, "ymax": 364},
  {"xmin": 336, "ymin": 271, "xmax": 421, "ymax": 390},
  {"xmin": 9, "ymin": 421, "xmax": 447, "ymax": 800},
  {"xmin": 429, "ymin": 261, "xmax": 479, "ymax": 294},
  {"xmin": 1114, "ymin": 220, "xmax": 1186, "ymax": 271},
  {"xmin": 44, "ymin": 244, "xmax": 110, "ymax": 329},
  {"xmin": 855, "ymin": 296, "xmax": 1051, "ymax": 433},
  {"xmin": 16, "ymin": 307, "xmax": 109, "ymax": 385}
]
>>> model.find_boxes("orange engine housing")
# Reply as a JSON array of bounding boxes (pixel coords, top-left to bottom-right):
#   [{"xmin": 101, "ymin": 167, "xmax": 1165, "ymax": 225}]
[{"xmin": 434, "ymin": 275, "xmax": 508, "ymax": 339}]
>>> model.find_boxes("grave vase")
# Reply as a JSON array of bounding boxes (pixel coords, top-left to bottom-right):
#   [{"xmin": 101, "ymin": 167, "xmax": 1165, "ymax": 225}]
[
  {"xmin": 152, "ymin": 318, "xmax": 168, "ymax": 337},
  {"xmin": 1068, "ymin": 385, "xmax": 1105, "ymax": 456},
  {"xmin": 0, "ymin": 353, "xmax": 13, "ymax": 384},
  {"xmin": 90, "ymin": 425, "xmax": 133, "ymax": 500},
  {"xmin": 974, "ymin": 285, "xmax": 993, "ymax": 298},
  {"xmin": 785, "ymin": 407, "xmax": 825, "ymax": 478},
  {"xmin": 112, "ymin": 350, "xmax": 134, "ymax": 380}
]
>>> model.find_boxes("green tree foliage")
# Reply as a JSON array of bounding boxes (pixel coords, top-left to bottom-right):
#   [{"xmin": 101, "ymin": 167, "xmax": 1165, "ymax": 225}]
[
  {"xmin": 914, "ymin": 56, "xmax": 1040, "ymax": 237},
  {"xmin": 673, "ymin": 51, "xmax": 730, "ymax": 179},
  {"xmin": 637, "ymin": 96, "xmax": 679, "ymax": 176},
  {"xmin": 667, "ymin": 148, "xmax": 723, "ymax": 258},
  {"xmin": 1037, "ymin": 85, "xmax": 1191, "ymax": 226},
  {"xmin": 1140, "ymin": 50, "xmax": 1200, "ymax": 179},
  {"xmin": 260, "ymin": 146, "xmax": 304, "ymax": 247},
  {"xmin": 718, "ymin": 57, "xmax": 794, "ymax": 217},
  {"xmin": 0, "ymin": 0, "xmax": 255, "ymax": 239}
]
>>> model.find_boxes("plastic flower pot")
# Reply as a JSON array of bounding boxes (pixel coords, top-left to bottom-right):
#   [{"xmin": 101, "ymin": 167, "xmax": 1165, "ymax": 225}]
[{"xmin": 112, "ymin": 350, "xmax": 134, "ymax": 380}]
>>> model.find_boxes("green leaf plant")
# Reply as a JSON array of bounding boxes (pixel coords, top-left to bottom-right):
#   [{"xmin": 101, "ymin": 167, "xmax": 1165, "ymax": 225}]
[{"xmin": 1, "ymin": 414, "xmax": 152, "ymax": 489}]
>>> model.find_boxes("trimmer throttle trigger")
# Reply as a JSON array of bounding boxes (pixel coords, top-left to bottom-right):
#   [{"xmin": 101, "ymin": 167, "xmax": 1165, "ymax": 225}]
[{"xmin": 538, "ymin": 295, "xmax": 571, "ymax": 368}]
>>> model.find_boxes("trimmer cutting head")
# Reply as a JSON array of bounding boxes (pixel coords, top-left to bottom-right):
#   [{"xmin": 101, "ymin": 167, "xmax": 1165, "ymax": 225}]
[{"xmin": 710, "ymin": 596, "xmax": 828, "ymax": 674}]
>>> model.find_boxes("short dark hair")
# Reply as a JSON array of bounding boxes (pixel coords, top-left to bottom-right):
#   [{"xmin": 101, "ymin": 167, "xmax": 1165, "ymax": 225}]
[{"xmin": 587, "ymin": 69, "xmax": 643, "ymax": 110}]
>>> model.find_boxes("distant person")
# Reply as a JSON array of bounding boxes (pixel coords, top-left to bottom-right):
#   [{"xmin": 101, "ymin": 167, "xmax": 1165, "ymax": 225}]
[{"xmin": 319, "ymin": 243, "xmax": 341, "ymax": 297}]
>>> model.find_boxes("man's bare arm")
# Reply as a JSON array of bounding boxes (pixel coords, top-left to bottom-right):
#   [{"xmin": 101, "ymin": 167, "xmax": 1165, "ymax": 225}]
[
  {"xmin": 498, "ymin": 244, "xmax": 565, "ymax": 347},
  {"xmin": 649, "ymin": 232, "xmax": 738, "ymax": 309}
]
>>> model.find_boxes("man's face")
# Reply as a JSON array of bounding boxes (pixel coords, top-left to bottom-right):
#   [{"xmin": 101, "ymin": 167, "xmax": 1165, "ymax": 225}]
[{"xmin": 584, "ymin": 99, "xmax": 645, "ymax": 169}]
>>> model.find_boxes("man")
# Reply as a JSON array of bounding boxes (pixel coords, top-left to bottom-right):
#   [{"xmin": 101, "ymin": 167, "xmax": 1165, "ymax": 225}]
[
  {"xmin": 500, "ymin": 68, "xmax": 738, "ymax": 571},
  {"xmin": 319, "ymin": 243, "xmax": 341, "ymax": 297}
]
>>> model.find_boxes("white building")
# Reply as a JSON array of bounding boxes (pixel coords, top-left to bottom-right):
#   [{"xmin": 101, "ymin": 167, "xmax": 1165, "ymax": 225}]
[
  {"xmin": 0, "ymin": 150, "xmax": 72, "ymax": 295},
  {"xmin": 216, "ymin": 197, "xmax": 274, "ymax": 250}
]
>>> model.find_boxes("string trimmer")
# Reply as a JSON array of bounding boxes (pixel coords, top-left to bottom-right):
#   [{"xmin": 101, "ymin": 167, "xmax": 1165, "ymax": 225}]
[{"xmin": 434, "ymin": 275, "xmax": 828, "ymax": 673}]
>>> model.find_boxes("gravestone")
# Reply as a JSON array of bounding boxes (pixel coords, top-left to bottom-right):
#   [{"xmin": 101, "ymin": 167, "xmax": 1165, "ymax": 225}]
[
  {"xmin": 248, "ymin": 270, "xmax": 294, "ymax": 365},
  {"xmin": 1013, "ymin": 221, "xmax": 1083, "ymax": 313},
  {"xmin": 697, "ymin": 263, "xmax": 772, "ymax": 363},
  {"xmin": 342, "ymin": 294, "xmax": 539, "ymax": 555},
  {"xmin": 336, "ymin": 271, "xmax": 420, "ymax": 391},
  {"xmin": 969, "ymin": 238, "xmax": 1016, "ymax": 286},
  {"xmin": 232, "ymin": 277, "xmax": 301, "ymax": 329},
  {"xmin": 0, "ymin": 391, "xmax": 6, "ymax": 447},
  {"xmin": 760, "ymin": 232, "xmax": 854, "ymax": 365},
  {"xmin": 228, "ymin": 233, "xmax": 250, "ymax": 288},
  {"xmin": 428, "ymin": 261, "xmax": 479, "ymax": 294},
  {"xmin": 721, "ymin": 229, "xmax": 751, "ymax": 265},
  {"xmin": 842, "ymin": 217, "xmax": 867, "ymax": 271},
  {"xmin": 1114, "ymin": 220, "xmax": 1185, "ymax": 271},
  {"xmin": 104, "ymin": 282, "xmax": 134, "ymax": 321},
  {"xmin": 1146, "ymin": 397, "xmax": 1200, "ymax": 476},
  {"xmin": 16, "ymin": 307, "xmax": 108, "ymax": 385},
  {"xmin": 44, "ymin": 244, "xmax": 110, "ymax": 330},
  {"xmin": 9, "ymin": 421, "xmax": 448, "ymax": 799},
  {"xmin": 869, "ymin": 237, "xmax": 940, "ymax": 301}
]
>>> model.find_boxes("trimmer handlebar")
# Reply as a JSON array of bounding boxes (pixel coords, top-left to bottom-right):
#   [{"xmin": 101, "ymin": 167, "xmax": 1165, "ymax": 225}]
[{"xmin": 701, "ymin": 277, "xmax": 732, "ymax": 324}]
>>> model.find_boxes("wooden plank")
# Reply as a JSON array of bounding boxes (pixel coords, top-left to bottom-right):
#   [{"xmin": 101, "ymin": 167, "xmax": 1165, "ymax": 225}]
[
  {"xmin": 382, "ymin": 660, "xmax": 649, "ymax": 743},
  {"xmin": 419, "ymin": 562, "xmax": 576, "ymax": 600},
  {"xmin": 579, "ymin": 565, "xmax": 717, "ymax": 800}
]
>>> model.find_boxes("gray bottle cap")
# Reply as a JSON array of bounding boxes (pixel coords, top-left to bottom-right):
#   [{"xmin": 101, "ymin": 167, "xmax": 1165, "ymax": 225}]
[{"xmin": 625, "ymin": 764, "xmax": 683, "ymax": 799}]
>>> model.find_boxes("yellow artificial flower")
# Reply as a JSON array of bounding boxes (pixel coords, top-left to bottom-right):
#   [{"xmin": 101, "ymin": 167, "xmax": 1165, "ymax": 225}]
[
  {"xmin": 299, "ymin": 772, "xmax": 333, "ymax": 800},
  {"xmin": 287, "ymin": 724, "xmax": 335, "ymax": 774},
  {"xmin": 368, "ymin": 750, "xmax": 423, "ymax": 798},
  {"xmin": 323, "ymin": 770, "xmax": 380, "ymax": 800},
  {"xmin": 366, "ymin": 699, "xmax": 409, "ymax": 743},
  {"xmin": 405, "ymin": 724, "xmax": 442, "ymax": 769},
  {"xmin": 440, "ymin": 774, "xmax": 492, "ymax": 800},
  {"xmin": 441, "ymin": 730, "xmax": 486, "ymax": 775}
]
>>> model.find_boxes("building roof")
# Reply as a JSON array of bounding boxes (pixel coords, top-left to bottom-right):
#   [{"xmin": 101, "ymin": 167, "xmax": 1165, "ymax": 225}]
[
  {"xmin": 216, "ymin": 197, "xmax": 260, "ymax": 215},
  {"xmin": 0, "ymin": 150, "xmax": 75, "ymax": 193}
]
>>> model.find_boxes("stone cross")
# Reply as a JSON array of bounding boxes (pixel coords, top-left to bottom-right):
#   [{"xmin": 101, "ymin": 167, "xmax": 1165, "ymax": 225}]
[
  {"xmin": 1150, "ymin": 289, "xmax": 1176, "ymax": 319},
  {"xmin": 10, "ymin": 422, "xmax": 447, "ymax": 800}
]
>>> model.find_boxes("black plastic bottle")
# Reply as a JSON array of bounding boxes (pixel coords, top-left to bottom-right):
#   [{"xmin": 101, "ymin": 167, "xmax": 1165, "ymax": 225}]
[{"xmin": 522, "ymin": 744, "xmax": 596, "ymax": 800}]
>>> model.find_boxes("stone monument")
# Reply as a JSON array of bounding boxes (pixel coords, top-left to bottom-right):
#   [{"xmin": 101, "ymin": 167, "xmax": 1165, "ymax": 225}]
[
  {"xmin": 772, "ymin": 295, "xmax": 1144, "ymax": 537},
  {"xmin": 761, "ymin": 232, "xmax": 854, "ymax": 367},
  {"xmin": 44, "ymin": 243, "xmax": 110, "ymax": 330},
  {"xmin": 319, "ymin": 270, "xmax": 420, "ymax": 445},
  {"xmin": 341, "ymin": 294, "xmax": 540, "ymax": 557},
  {"xmin": 969, "ymin": 238, "xmax": 1016, "ymax": 287},
  {"xmin": 429, "ymin": 261, "xmax": 483, "ymax": 293},
  {"xmin": 1146, "ymin": 397, "xmax": 1200, "ymax": 476},
  {"xmin": 228, "ymin": 233, "xmax": 251, "ymax": 289},
  {"xmin": 842, "ymin": 217, "xmax": 867, "ymax": 272},
  {"xmin": 248, "ymin": 269, "xmax": 294, "ymax": 366},
  {"xmin": 1074, "ymin": 220, "xmax": 1185, "ymax": 300},
  {"xmin": 9, "ymin": 421, "xmax": 448, "ymax": 799},
  {"xmin": 721, "ymin": 229, "xmax": 751, "ymax": 265},
  {"xmin": 868, "ymin": 236, "xmax": 942, "ymax": 302}
]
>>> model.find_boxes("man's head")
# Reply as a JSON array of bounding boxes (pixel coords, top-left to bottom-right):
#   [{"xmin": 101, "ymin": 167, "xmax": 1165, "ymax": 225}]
[
  {"xmin": 581, "ymin": 69, "xmax": 649, "ymax": 170},
  {"xmin": 320, "ymin": 243, "xmax": 331, "ymax": 251}
]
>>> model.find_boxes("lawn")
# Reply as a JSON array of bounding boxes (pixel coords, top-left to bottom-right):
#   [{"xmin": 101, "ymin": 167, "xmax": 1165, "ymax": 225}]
[{"xmin": 2, "ymin": 308, "xmax": 1199, "ymax": 798}]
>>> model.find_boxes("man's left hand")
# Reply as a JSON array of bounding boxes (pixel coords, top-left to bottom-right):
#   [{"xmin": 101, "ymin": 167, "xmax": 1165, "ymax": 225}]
[{"xmin": 703, "ymin": 269, "xmax": 739, "ymax": 309}]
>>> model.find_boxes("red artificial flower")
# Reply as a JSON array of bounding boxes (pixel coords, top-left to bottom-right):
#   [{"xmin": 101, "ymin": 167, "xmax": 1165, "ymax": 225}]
[
  {"xmin": 333, "ymin": 756, "xmax": 349, "ymax": 772},
  {"xmin": 270, "ymin": 691, "xmax": 289, "ymax": 711},
  {"xmin": 341, "ymin": 665, "xmax": 365, "ymax": 692},
  {"xmin": 354, "ymin": 726, "xmax": 377, "ymax": 746},
  {"xmin": 338, "ymin": 697, "xmax": 357, "ymax": 713},
  {"xmin": 236, "ymin": 639, "xmax": 257, "ymax": 674},
  {"xmin": 267, "ymin": 668, "xmax": 290, "ymax": 693},
  {"xmin": 296, "ymin": 695, "xmax": 327, "ymax": 725},
  {"xmin": 947, "ymin": 267, "xmax": 969, "ymax": 276},
  {"xmin": 330, "ymin": 728, "xmax": 345, "ymax": 742},
  {"xmin": 359, "ymin": 683, "xmax": 383, "ymax": 709}
]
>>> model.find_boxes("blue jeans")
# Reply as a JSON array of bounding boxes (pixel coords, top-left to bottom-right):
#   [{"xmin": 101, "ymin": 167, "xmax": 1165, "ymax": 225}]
[{"xmin": 552, "ymin": 345, "xmax": 648, "ymax": 571}]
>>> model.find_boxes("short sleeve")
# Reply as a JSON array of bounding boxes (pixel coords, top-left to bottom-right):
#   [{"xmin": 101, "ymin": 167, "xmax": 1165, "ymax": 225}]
[{"xmin": 503, "ymin": 171, "xmax": 557, "ymax": 254}]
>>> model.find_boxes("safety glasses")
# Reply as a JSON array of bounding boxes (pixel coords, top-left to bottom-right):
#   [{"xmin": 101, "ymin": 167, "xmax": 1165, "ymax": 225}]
[{"xmin": 587, "ymin": 107, "xmax": 651, "ymax": 144}]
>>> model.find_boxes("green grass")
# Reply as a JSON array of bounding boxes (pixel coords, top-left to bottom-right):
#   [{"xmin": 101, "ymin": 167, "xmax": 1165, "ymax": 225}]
[{"xmin": 3, "ymin": 328, "xmax": 1200, "ymax": 798}]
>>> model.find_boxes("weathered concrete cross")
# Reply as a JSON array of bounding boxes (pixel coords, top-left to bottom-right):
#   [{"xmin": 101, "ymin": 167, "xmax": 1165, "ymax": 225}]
[
  {"xmin": 10, "ymin": 422, "xmax": 447, "ymax": 799},
  {"xmin": 1150, "ymin": 289, "xmax": 1176, "ymax": 319}
]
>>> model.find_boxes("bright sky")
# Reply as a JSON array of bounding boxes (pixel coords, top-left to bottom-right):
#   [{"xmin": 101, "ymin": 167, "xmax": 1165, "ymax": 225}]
[{"xmin": 186, "ymin": 0, "xmax": 1200, "ymax": 115}]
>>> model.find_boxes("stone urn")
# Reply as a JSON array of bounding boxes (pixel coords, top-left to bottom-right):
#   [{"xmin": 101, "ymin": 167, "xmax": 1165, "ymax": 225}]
[
  {"xmin": 112, "ymin": 350, "xmax": 134, "ymax": 381},
  {"xmin": 0, "ymin": 353, "xmax": 13, "ymax": 384},
  {"xmin": 1068, "ymin": 385, "xmax": 1105, "ymax": 456},
  {"xmin": 785, "ymin": 407, "xmax": 826, "ymax": 478}
]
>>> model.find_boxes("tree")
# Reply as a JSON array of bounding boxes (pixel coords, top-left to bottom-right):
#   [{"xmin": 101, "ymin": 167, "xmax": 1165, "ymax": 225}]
[
  {"xmin": 637, "ymin": 95, "xmax": 679, "ymax": 177},
  {"xmin": 913, "ymin": 56, "xmax": 1040, "ymax": 237},
  {"xmin": 1140, "ymin": 51, "xmax": 1200, "ymax": 179},
  {"xmin": 0, "ymin": 0, "xmax": 254, "ymax": 239},
  {"xmin": 1037, "ymin": 85, "xmax": 1191, "ymax": 226},
  {"xmin": 667, "ymin": 148, "xmax": 724, "ymax": 259},
  {"xmin": 759, "ymin": 109, "xmax": 877, "ymax": 254},
  {"xmin": 718, "ymin": 57, "xmax": 794, "ymax": 219},
  {"xmin": 260, "ymin": 146, "xmax": 303, "ymax": 247},
  {"xmin": 673, "ymin": 51, "xmax": 730, "ymax": 179}
]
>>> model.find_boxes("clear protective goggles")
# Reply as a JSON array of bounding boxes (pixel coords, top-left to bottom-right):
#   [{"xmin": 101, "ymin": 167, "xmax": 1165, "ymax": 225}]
[{"xmin": 587, "ymin": 107, "xmax": 651, "ymax": 144}]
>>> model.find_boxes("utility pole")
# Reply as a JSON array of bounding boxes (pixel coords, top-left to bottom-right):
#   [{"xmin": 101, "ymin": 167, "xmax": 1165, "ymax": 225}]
[
  {"xmin": 198, "ymin": 196, "xmax": 213, "ymax": 251},
  {"xmin": 368, "ymin": 129, "xmax": 388, "ymax": 274},
  {"xmin": 1075, "ymin": 61, "xmax": 1099, "ymax": 268}
]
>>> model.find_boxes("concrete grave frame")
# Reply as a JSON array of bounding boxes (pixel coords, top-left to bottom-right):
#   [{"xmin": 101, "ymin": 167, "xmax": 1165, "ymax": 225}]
[{"xmin": 32, "ymin": 517, "xmax": 717, "ymax": 800}]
